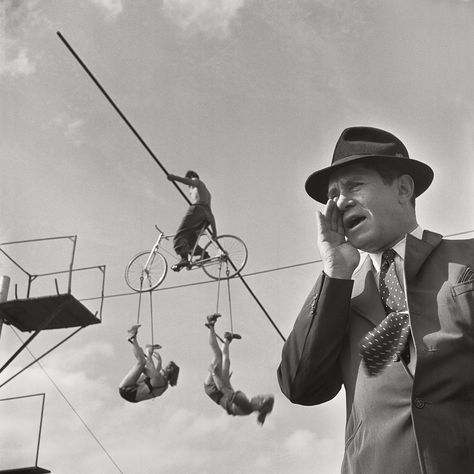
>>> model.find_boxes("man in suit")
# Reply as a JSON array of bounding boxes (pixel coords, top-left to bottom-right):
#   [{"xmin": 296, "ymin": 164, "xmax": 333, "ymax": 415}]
[{"xmin": 277, "ymin": 126, "xmax": 474, "ymax": 473}]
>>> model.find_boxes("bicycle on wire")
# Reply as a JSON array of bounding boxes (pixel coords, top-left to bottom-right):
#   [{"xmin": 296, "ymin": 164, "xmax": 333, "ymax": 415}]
[{"xmin": 125, "ymin": 225, "xmax": 248, "ymax": 292}]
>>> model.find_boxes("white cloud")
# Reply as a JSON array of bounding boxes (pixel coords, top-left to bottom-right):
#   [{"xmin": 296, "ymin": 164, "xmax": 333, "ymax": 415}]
[
  {"xmin": 162, "ymin": 0, "xmax": 245, "ymax": 38},
  {"xmin": 283, "ymin": 429, "xmax": 340, "ymax": 473},
  {"xmin": 285, "ymin": 429, "xmax": 318, "ymax": 453},
  {"xmin": 51, "ymin": 113, "xmax": 86, "ymax": 147},
  {"xmin": 65, "ymin": 119, "xmax": 86, "ymax": 145},
  {"xmin": 47, "ymin": 340, "xmax": 114, "ymax": 371},
  {"xmin": 0, "ymin": 2, "xmax": 37, "ymax": 77},
  {"xmin": 88, "ymin": 0, "xmax": 124, "ymax": 19},
  {"xmin": 0, "ymin": 45, "xmax": 35, "ymax": 76}
]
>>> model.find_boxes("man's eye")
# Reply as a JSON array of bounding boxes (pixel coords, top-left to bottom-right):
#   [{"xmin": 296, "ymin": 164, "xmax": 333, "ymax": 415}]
[{"xmin": 349, "ymin": 183, "xmax": 363, "ymax": 191}]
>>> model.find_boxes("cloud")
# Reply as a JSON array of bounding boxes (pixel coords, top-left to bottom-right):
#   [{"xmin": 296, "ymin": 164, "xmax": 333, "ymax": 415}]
[
  {"xmin": 0, "ymin": 1, "xmax": 37, "ymax": 77},
  {"xmin": 282, "ymin": 429, "xmax": 341, "ymax": 473},
  {"xmin": 0, "ymin": 396, "xmax": 44, "ymax": 467},
  {"xmin": 47, "ymin": 341, "xmax": 115, "ymax": 371},
  {"xmin": 285, "ymin": 429, "xmax": 318, "ymax": 453},
  {"xmin": 162, "ymin": 0, "xmax": 245, "ymax": 38},
  {"xmin": 0, "ymin": 44, "xmax": 35, "ymax": 76},
  {"xmin": 64, "ymin": 119, "xmax": 86, "ymax": 145},
  {"xmin": 88, "ymin": 0, "xmax": 124, "ymax": 19},
  {"xmin": 51, "ymin": 113, "xmax": 86, "ymax": 147}
]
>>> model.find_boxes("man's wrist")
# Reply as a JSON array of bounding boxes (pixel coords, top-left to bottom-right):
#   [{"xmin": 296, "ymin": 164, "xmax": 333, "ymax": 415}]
[{"xmin": 323, "ymin": 267, "xmax": 354, "ymax": 279}]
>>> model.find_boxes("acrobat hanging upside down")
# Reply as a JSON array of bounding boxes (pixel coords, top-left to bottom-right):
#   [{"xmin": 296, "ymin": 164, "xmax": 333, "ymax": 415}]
[
  {"xmin": 203, "ymin": 313, "xmax": 274, "ymax": 425},
  {"xmin": 119, "ymin": 325, "xmax": 179, "ymax": 403}
]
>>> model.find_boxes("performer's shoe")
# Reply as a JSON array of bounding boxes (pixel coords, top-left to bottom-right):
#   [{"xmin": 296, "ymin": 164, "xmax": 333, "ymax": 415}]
[
  {"xmin": 171, "ymin": 258, "xmax": 190, "ymax": 272},
  {"xmin": 224, "ymin": 332, "xmax": 242, "ymax": 342},
  {"xmin": 194, "ymin": 247, "xmax": 210, "ymax": 259},
  {"xmin": 256, "ymin": 396, "xmax": 275, "ymax": 426},
  {"xmin": 127, "ymin": 324, "xmax": 141, "ymax": 342},
  {"xmin": 145, "ymin": 344, "xmax": 162, "ymax": 350},
  {"xmin": 205, "ymin": 313, "xmax": 221, "ymax": 328}
]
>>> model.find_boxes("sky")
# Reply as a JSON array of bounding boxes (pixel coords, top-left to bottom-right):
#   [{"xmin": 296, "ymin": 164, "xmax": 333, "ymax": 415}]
[{"xmin": 0, "ymin": 0, "xmax": 473, "ymax": 473}]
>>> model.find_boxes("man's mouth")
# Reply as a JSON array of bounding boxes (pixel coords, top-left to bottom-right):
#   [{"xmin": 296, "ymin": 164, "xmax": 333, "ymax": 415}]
[{"xmin": 345, "ymin": 215, "xmax": 366, "ymax": 231}]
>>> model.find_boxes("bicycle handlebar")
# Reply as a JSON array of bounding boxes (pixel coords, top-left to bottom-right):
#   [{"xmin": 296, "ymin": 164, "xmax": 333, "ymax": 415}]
[{"xmin": 154, "ymin": 225, "xmax": 175, "ymax": 240}]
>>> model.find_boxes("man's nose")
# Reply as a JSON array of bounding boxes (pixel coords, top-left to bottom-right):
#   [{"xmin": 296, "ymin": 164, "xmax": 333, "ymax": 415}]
[{"xmin": 336, "ymin": 194, "xmax": 354, "ymax": 211}]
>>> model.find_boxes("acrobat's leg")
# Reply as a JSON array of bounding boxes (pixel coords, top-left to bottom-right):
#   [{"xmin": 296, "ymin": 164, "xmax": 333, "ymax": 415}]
[
  {"xmin": 193, "ymin": 223, "xmax": 210, "ymax": 258},
  {"xmin": 173, "ymin": 210, "xmax": 192, "ymax": 258},
  {"xmin": 173, "ymin": 206, "xmax": 204, "ymax": 263},
  {"xmin": 119, "ymin": 328, "xmax": 146, "ymax": 388},
  {"xmin": 205, "ymin": 315, "xmax": 223, "ymax": 385},
  {"xmin": 220, "ymin": 332, "xmax": 242, "ymax": 384},
  {"xmin": 221, "ymin": 338, "xmax": 232, "ymax": 384}
]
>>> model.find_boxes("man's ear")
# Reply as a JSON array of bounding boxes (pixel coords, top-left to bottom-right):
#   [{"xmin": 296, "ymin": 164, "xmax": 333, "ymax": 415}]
[{"xmin": 397, "ymin": 174, "xmax": 415, "ymax": 203}]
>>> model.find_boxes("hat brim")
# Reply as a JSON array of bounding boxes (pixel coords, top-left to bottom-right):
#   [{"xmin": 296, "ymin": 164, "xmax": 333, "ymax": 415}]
[{"xmin": 305, "ymin": 155, "xmax": 434, "ymax": 203}]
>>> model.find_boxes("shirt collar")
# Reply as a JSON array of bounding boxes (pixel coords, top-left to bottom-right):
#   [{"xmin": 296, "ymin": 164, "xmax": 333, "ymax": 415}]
[{"xmin": 355, "ymin": 226, "xmax": 424, "ymax": 274}]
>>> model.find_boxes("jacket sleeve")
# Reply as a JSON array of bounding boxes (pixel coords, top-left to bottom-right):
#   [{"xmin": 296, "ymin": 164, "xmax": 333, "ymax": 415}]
[{"xmin": 277, "ymin": 272, "xmax": 354, "ymax": 406}]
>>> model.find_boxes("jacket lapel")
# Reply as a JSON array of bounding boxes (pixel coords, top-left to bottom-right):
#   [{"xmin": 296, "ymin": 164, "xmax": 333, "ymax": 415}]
[
  {"xmin": 351, "ymin": 230, "xmax": 443, "ymax": 328},
  {"xmin": 404, "ymin": 230, "xmax": 443, "ymax": 282},
  {"xmin": 351, "ymin": 255, "xmax": 386, "ymax": 327}
]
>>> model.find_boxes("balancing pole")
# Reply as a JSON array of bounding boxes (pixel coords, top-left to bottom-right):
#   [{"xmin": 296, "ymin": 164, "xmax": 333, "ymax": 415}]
[
  {"xmin": 57, "ymin": 32, "xmax": 285, "ymax": 342},
  {"xmin": 56, "ymin": 32, "xmax": 191, "ymax": 206}
]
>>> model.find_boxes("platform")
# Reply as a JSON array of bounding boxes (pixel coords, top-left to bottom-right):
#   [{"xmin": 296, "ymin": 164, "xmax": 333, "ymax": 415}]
[
  {"xmin": 0, "ymin": 467, "xmax": 50, "ymax": 474},
  {"xmin": 0, "ymin": 294, "xmax": 100, "ymax": 332}
]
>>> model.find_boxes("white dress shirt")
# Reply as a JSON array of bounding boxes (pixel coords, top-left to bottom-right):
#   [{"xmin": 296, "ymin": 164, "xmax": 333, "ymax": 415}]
[{"xmin": 367, "ymin": 225, "xmax": 424, "ymax": 293}]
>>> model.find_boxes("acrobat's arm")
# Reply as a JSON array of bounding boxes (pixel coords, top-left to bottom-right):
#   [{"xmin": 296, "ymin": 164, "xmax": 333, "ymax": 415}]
[
  {"xmin": 167, "ymin": 174, "xmax": 198, "ymax": 186},
  {"xmin": 154, "ymin": 352, "xmax": 163, "ymax": 371}
]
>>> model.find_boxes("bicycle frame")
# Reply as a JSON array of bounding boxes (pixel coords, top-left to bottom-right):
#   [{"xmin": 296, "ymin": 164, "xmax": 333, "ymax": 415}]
[
  {"xmin": 125, "ymin": 224, "xmax": 247, "ymax": 292},
  {"xmin": 147, "ymin": 225, "xmax": 225, "ymax": 271},
  {"xmin": 142, "ymin": 225, "xmax": 209, "ymax": 273},
  {"xmin": 187, "ymin": 225, "xmax": 222, "ymax": 268},
  {"xmin": 142, "ymin": 229, "xmax": 165, "ymax": 272}
]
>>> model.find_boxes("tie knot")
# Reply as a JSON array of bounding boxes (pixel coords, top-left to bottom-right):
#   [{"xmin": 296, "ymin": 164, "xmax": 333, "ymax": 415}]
[{"xmin": 381, "ymin": 249, "xmax": 396, "ymax": 270}]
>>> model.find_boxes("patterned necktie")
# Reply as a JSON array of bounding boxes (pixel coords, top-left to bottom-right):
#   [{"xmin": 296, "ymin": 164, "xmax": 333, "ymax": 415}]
[{"xmin": 360, "ymin": 249, "xmax": 410, "ymax": 376}]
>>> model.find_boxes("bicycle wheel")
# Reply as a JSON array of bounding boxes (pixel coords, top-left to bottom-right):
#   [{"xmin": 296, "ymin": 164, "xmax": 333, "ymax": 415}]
[
  {"xmin": 201, "ymin": 235, "xmax": 248, "ymax": 280},
  {"xmin": 125, "ymin": 250, "xmax": 168, "ymax": 292}
]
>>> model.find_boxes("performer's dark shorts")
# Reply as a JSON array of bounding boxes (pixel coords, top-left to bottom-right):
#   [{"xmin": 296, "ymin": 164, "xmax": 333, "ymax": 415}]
[
  {"xmin": 223, "ymin": 391, "xmax": 245, "ymax": 416},
  {"xmin": 119, "ymin": 384, "xmax": 138, "ymax": 403},
  {"xmin": 204, "ymin": 380, "xmax": 245, "ymax": 416},
  {"xmin": 203, "ymin": 380, "xmax": 223, "ymax": 405}
]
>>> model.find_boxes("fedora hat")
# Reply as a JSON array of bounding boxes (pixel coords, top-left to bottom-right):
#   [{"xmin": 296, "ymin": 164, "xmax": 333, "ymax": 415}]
[{"xmin": 305, "ymin": 126, "xmax": 434, "ymax": 203}]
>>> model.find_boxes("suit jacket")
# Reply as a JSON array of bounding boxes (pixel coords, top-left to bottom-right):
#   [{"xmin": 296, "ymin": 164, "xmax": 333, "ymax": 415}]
[{"xmin": 278, "ymin": 231, "xmax": 474, "ymax": 474}]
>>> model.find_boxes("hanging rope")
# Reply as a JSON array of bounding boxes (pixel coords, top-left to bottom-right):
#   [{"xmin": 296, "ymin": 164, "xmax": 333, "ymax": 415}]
[
  {"xmin": 215, "ymin": 262, "xmax": 223, "ymax": 314},
  {"xmin": 149, "ymin": 289, "xmax": 155, "ymax": 346},
  {"xmin": 226, "ymin": 268, "xmax": 234, "ymax": 334},
  {"xmin": 135, "ymin": 278, "xmax": 144, "ymax": 325},
  {"xmin": 134, "ymin": 276, "xmax": 156, "ymax": 345}
]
